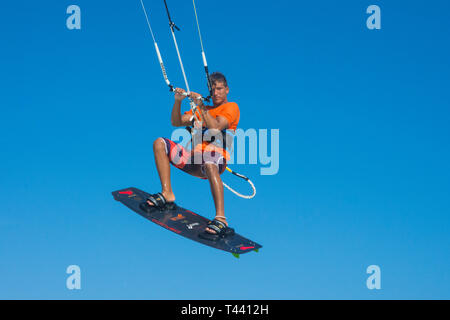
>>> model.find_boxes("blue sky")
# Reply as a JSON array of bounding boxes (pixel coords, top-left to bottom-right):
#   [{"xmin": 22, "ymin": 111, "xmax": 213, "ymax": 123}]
[{"xmin": 1, "ymin": 0, "xmax": 449, "ymax": 299}]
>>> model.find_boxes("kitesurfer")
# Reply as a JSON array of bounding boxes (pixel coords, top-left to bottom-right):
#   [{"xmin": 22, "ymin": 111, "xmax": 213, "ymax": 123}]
[{"xmin": 143, "ymin": 72, "xmax": 240, "ymax": 238}]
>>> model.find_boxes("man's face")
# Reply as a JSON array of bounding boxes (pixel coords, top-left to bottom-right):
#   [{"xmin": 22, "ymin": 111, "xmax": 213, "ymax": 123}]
[{"xmin": 211, "ymin": 81, "xmax": 229, "ymax": 105}]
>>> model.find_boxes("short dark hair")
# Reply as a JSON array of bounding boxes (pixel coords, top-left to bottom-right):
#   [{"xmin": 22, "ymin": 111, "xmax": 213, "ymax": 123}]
[{"xmin": 210, "ymin": 72, "xmax": 228, "ymax": 87}]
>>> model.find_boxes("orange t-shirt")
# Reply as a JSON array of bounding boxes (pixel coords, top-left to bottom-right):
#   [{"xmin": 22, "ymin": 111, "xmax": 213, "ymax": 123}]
[{"xmin": 184, "ymin": 102, "xmax": 240, "ymax": 160}]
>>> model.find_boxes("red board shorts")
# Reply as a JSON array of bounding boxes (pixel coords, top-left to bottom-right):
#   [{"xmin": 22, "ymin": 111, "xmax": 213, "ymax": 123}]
[{"xmin": 161, "ymin": 138, "xmax": 226, "ymax": 179}]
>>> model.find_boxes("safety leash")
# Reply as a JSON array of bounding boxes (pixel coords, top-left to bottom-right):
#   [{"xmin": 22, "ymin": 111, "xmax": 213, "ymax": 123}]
[{"xmin": 223, "ymin": 167, "xmax": 256, "ymax": 199}]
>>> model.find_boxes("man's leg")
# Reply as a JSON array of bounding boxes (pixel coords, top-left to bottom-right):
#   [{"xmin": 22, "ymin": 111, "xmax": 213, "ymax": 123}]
[
  {"xmin": 148, "ymin": 138, "xmax": 176, "ymax": 205},
  {"xmin": 204, "ymin": 163, "xmax": 228, "ymax": 233}
]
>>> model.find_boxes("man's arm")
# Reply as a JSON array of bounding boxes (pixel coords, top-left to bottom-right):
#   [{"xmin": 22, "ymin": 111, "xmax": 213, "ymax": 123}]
[
  {"xmin": 170, "ymin": 88, "xmax": 194, "ymax": 127},
  {"xmin": 199, "ymin": 109, "xmax": 229, "ymax": 131},
  {"xmin": 171, "ymin": 100, "xmax": 194, "ymax": 127}
]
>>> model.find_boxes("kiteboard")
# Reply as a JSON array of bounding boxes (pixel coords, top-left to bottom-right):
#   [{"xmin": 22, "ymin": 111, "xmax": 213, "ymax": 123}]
[{"xmin": 112, "ymin": 187, "xmax": 262, "ymax": 257}]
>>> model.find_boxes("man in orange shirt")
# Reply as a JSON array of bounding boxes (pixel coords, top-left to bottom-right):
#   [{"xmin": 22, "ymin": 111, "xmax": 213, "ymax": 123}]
[{"xmin": 141, "ymin": 72, "xmax": 240, "ymax": 239}]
